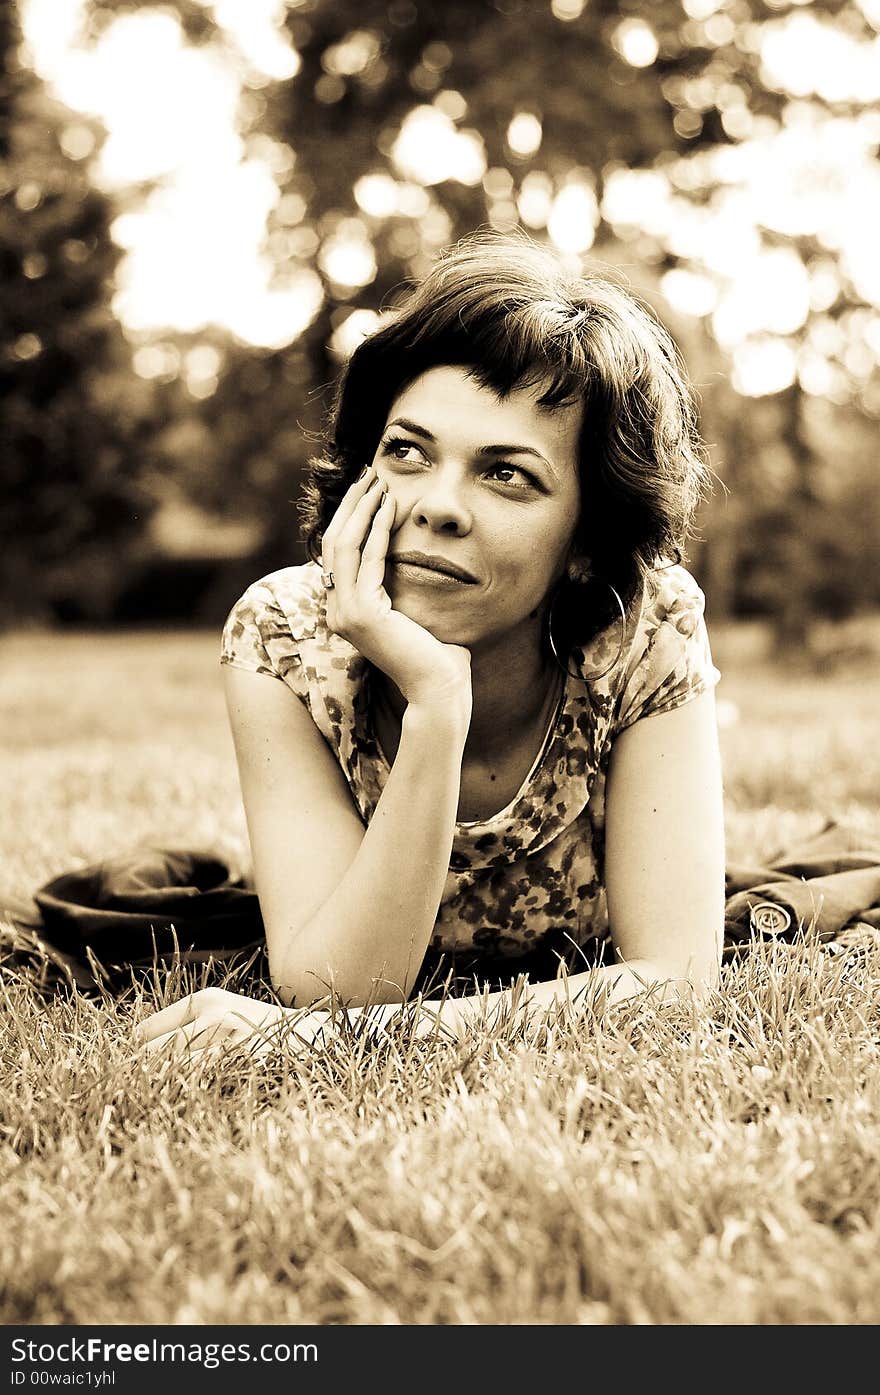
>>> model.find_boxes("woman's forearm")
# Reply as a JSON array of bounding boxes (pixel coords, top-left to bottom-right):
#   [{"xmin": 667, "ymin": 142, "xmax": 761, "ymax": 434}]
[
  {"xmin": 359, "ymin": 956, "xmax": 719, "ymax": 1040},
  {"xmin": 273, "ymin": 701, "xmax": 468, "ymax": 1008}
]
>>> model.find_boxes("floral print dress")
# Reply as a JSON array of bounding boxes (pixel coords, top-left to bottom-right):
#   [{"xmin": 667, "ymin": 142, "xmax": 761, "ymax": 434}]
[{"xmin": 220, "ymin": 561, "xmax": 720, "ymax": 983}]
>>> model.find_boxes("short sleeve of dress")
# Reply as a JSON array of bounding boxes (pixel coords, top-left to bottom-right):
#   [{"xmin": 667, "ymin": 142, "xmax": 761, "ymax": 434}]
[
  {"xmin": 613, "ymin": 566, "xmax": 720, "ymax": 733},
  {"xmin": 219, "ymin": 578, "xmax": 309, "ymax": 701}
]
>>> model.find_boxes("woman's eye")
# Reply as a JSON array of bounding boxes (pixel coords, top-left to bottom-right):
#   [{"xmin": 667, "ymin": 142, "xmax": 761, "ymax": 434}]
[
  {"xmin": 381, "ymin": 438, "xmax": 425, "ymax": 465},
  {"xmin": 485, "ymin": 463, "xmax": 534, "ymax": 489}
]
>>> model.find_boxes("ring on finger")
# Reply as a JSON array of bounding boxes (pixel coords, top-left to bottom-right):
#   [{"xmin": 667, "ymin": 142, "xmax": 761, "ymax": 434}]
[{"xmin": 321, "ymin": 569, "xmax": 335, "ymax": 590}]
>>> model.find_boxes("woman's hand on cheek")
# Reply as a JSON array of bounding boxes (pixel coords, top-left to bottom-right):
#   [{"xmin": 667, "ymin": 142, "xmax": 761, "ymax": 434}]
[
  {"xmin": 134, "ymin": 987, "xmax": 334, "ymax": 1061},
  {"xmin": 321, "ymin": 467, "xmax": 472, "ymax": 719}
]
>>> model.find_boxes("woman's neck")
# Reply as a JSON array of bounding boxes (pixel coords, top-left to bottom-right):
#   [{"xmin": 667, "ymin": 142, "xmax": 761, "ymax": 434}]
[
  {"xmin": 469, "ymin": 623, "xmax": 560, "ymax": 752},
  {"xmin": 372, "ymin": 615, "xmax": 561, "ymax": 760}
]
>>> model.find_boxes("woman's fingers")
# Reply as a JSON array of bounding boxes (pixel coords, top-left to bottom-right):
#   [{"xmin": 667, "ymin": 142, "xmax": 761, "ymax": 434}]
[
  {"xmin": 144, "ymin": 1017, "xmax": 226, "ymax": 1057},
  {"xmin": 141, "ymin": 1004, "xmax": 322, "ymax": 1060},
  {"xmin": 135, "ymin": 993, "xmax": 200, "ymax": 1043},
  {"xmin": 328, "ymin": 476, "xmax": 385, "ymax": 592},
  {"xmin": 144, "ymin": 1013, "xmax": 277, "ymax": 1059},
  {"xmin": 320, "ymin": 465, "xmax": 374, "ymax": 565},
  {"xmin": 136, "ymin": 988, "xmax": 272, "ymax": 1046},
  {"xmin": 357, "ymin": 490, "xmax": 396, "ymax": 593}
]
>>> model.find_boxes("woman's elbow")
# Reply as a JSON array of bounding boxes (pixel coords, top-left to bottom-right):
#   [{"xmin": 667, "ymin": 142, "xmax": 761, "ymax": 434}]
[
  {"xmin": 268, "ymin": 952, "xmax": 410, "ymax": 1010},
  {"xmin": 670, "ymin": 946, "xmax": 722, "ymax": 1000},
  {"xmin": 266, "ymin": 936, "xmax": 338, "ymax": 1008},
  {"xmin": 667, "ymin": 917, "xmax": 724, "ymax": 999},
  {"xmin": 688, "ymin": 957, "xmax": 721, "ymax": 1003},
  {"xmin": 640, "ymin": 944, "xmax": 721, "ymax": 1004},
  {"xmin": 269, "ymin": 962, "xmax": 327, "ymax": 1010}
]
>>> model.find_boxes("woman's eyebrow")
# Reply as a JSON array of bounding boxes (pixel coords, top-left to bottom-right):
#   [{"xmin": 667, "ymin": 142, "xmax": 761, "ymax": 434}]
[
  {"xmin": 386, "ymin": 417, "xmax": 435, "ymax": 441},
  {"xmin": 475, "ymin": 443, "xmax": 553, "ymax": 469},
  {"xmin": 386, "ymin": 418, "xmax": 554, "ymax": 471}
]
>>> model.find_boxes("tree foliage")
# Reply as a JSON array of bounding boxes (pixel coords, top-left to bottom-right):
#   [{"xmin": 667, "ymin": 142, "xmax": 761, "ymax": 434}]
[
  {"xmin": 0, "ymin": 2, "xmax": 158, "ymax": 622},
  {"xmin": 247, "ymin": 0, "xmax": 879, "ymax": 632},
  {"xmin": 7, "ymin": 0, "xmax": 880, "ymax": 631}
]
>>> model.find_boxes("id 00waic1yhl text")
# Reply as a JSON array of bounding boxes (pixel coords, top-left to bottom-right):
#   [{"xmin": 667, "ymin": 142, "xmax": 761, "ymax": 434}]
[{"xmin": 12, "ymin": 1373, "xmax": 114, "ymax": 1386}]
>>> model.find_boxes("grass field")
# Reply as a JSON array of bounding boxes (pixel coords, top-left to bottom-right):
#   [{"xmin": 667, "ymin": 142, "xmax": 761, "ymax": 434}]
[{"xmin": 1, "ymin": 624, "xmax": 879, "ymax": 1325}]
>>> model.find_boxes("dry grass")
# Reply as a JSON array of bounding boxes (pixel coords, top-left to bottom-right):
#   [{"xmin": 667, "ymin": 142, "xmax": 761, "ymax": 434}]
[{"xmin": 1, "ymin": 624, "xmax": 879, "ymax": 1325}]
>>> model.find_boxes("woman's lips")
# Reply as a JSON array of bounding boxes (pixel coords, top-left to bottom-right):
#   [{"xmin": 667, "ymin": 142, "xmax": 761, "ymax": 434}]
[{"xmin": 389, "ymin": 552, "xmax": 478, "ymax": 585}]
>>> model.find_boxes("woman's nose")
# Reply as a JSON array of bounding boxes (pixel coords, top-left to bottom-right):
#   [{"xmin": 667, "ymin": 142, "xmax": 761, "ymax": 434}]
[{"xmin": 410, "ymin": 467, "xmax": 472, "ymax": 535}]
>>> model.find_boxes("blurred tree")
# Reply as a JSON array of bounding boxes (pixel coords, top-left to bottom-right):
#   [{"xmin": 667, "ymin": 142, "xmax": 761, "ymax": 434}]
[
  {"xmin": 0, "ymin": 2, "xmax": 158, "ymax": 623},
  {"xmin": 23, "ymin": 0, "xmax": 877, "ymax": 634},
  {"xmin": 246, "ymin": 0, "xmax": 878, "ymax": 637}
]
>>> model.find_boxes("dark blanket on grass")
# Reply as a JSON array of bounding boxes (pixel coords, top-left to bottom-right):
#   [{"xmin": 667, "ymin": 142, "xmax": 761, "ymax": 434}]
[{"xmin": 3, "ymin": 822, "xmax": 880, "ymax": 996}]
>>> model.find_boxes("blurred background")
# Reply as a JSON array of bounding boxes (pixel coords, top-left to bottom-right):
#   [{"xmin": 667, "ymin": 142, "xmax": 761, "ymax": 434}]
[{"xmin": 3, "ymin": 0, "xmax": 879, "ymax": 657}]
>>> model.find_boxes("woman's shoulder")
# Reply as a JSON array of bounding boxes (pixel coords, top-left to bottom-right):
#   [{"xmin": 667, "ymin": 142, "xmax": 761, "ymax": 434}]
[
  {"xmin": 613, "ymin": 561, "xmax": 719, "ymax": 731},
  {"xmin": 639, "ymin": 561, "xmax": 709, "ymax": 637},
  {"xmin": 222, "ymin": 559, "xmax": 375, "ymax": 798},
  {"xmin": 226, "ymin": 561, "xmax": 325, "ymax": 645},
  {"xmin": 220, "ymin": 560, "xmax": 331, "ymax": 684}
]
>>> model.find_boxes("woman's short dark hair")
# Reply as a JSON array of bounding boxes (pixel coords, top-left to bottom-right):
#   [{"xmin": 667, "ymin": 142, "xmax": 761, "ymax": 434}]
[{"xmin": 300, "ymin": 232, "xmax": 710, "ymax": 651}]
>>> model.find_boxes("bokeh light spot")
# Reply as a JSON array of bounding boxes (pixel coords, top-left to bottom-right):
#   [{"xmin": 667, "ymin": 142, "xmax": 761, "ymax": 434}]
[
  {"xmin": 507, "ymin": 111, "xmax": 543, "ymax": 157},
  {"xmin": 731, "ymin": 337, "xmax": 797, "ymax": 396},
  {"xmin": 59, "ymin": 123, "xmax": 95, "ymax": 160},
  {"xmin": 319, "ymin": 223, "xmax": 378, "ymax": 289},
  {"xmin": 329, "ymin": 309, "xmax": 383, "ymax": 360},
  {"xmin": 613, "ymin": 18, "xmax": 659, "ymax": 68},
  {"xmin": 547, "ymin": 180, "xmax": 598, "ymax": 254},
  {"xmin": 660, "ymin": 268, "xmax": 718, "ymax": 318},
  {"xmin": 12, "ymin": 334, "xmax": 43, "ymax": 361},
  {"xmin": 392, "ymin": 106, "xmax": 486, "ymax": 186},
  {"xmin": 551, "ymin": 0, "xmax": 585, "ymax": 21}
]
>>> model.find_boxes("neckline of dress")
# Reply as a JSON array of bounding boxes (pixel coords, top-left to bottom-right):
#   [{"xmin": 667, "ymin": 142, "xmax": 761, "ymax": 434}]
[
  {"xmin": 366, "ymin": 665, "xmax": 570, "ymax": 831},
  {"xmin": 455, "ymin": 669, "xmax": 568, "ymax": 829}
]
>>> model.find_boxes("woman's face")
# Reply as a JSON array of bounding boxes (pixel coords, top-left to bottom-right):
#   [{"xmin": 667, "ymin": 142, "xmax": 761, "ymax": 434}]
[{"xmin": 370, "ymin": 365, "xmax": 582, "ymax": 651}]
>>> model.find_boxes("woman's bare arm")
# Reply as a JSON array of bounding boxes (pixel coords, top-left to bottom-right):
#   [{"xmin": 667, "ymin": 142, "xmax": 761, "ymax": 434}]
[
  {"xmin": 140, "ymin": 688, "xmax": 725, "ymax": 1055},
  {"xmin": 387, "ymin": 687, "xmax": 726, "ymax": 1037},
  {"xmin": 224, "ymin": 467, "xmax": 475, "ymax": 1009},
  {"xmin": 603, "ymin": 686, "xmax": 725, "ymax": 988},
  {"xmin": 225, "ymin": 664, "xmax": 468, "ymax": 1008}
]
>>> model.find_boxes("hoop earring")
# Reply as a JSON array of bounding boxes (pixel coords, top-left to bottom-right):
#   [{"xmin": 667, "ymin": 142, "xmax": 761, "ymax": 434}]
[{"xmin": 547, "ymin": 579, "xmax": 627, "ymax": 682}]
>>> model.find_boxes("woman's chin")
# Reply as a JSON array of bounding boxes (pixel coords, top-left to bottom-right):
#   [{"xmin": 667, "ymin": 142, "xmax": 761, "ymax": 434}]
[{"xmin": 390, "ymin": 593, "xmax": 471, "ymax": 647}]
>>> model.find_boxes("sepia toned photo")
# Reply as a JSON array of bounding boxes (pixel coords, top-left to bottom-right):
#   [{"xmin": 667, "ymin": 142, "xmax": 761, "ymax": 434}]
[{"xmin": 2, "ymin": 0, "xmax": 879, "ymax": 1339}]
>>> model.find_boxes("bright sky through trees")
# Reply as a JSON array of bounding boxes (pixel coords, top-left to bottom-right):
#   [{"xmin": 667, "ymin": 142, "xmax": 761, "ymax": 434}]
[
  {"xmin": 21, "ymin": 0, "xmax": 315, "ymax": 362},
  {"xmin": 19, "ymin": 0, "xmax": 880, "ymax": 398}
]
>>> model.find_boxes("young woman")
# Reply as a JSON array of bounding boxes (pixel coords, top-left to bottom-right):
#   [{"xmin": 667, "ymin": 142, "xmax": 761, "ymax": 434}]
[{"xmin": 139, "ymin": 235, "xmax": 725, "ymax": 1057}]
